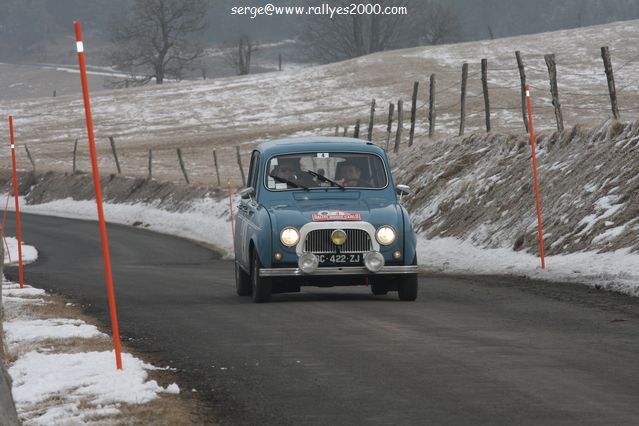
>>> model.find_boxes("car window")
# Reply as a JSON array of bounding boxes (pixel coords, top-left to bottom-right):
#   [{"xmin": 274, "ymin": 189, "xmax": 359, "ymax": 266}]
[
  {"xmin": 265, "ymin": 152, "xmax": 388, "ymax": 190},
  {"xmin": 247, "ymin": 150, "xmax": 259, "ymax": 189}
]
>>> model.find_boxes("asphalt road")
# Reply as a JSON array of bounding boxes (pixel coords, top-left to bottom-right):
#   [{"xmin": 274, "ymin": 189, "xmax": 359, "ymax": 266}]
[{"xmin": 4, "ymin": 212, "xmax": 639, "ymax": 425}]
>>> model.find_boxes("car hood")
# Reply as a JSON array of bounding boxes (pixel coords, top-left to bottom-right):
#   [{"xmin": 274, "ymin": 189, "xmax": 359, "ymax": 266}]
[{"xmin": 265, "ymin": 192, "xmax": 402, "ymax": 231}]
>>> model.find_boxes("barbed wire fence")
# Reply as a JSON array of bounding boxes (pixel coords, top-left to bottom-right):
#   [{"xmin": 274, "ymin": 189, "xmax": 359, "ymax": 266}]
[{"xmin": 338, "ymin": 46, "xmax": 639, "ymax": 159}]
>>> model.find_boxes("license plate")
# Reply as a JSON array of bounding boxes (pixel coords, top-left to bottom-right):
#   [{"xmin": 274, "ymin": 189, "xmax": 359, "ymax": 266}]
[{"xmin": 317, "ymin": 253, "xmax": 362, "ymax": 266}]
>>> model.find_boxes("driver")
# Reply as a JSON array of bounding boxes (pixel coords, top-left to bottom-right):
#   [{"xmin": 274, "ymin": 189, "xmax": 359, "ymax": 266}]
[{"xmin": 339, "ymin": 161, "xmax": 368, "ymax": 187}]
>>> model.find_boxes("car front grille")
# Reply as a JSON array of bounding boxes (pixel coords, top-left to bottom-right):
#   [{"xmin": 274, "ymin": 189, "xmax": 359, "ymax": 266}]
[{"xmin": 303, "ymin": 229, "xmax": 372, "ymax": 254}]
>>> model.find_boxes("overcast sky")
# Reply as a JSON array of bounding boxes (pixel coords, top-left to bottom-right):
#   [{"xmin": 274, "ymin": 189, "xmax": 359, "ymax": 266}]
[
  {"xmin": 208, "ymin": 0, "xmax": 639, "ymax": 42},
  {"xmin": 2, "ymin": 0, "xmax": 639, "ymax": 57}
]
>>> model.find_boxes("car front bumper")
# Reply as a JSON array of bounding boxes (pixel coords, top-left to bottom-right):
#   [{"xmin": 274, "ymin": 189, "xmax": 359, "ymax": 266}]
[{"xmin": 259, "ymin": 265, "xmax": 418, "ymax": 277}]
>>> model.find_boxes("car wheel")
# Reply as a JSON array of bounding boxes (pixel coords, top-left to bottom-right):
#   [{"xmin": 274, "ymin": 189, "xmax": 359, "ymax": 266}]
[
  {"xmin": 371, "ymin": 283, "xmax": 388, "ymax": 295},
  {"xmin": 235, "ymin": 260, "xmax": 252, "ymax": 296},
  {"xmin": 397, "ymin": 274, "xmax": 418, "ymax": 301},
  {"xmin": 251, "ymin": 251, "xmax": 272, "ymax": 303}
]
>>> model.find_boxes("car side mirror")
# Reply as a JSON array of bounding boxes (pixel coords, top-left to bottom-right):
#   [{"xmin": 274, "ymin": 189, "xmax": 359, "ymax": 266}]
[
  {"xmin": 239, "ymin": 187, "xmax": 255, "ymax": 199},
  {"xmin": 395, "ymin": 184, "xmax": 411, "ymax": 202}
]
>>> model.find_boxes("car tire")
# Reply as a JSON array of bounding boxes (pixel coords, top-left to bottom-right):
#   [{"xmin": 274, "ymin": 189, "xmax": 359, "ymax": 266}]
[
  {"xmin": 371, "ymin": 283, "xmax": 388, "ymax": 295},
  {"xmin": 251, "ymin": 251, "xmax": 272, "ymax": 303},
  {"xmin": 235, "ymin": 260, "xmax": 252, "ymax": 296},
  {"xmin": 397, "ymin": 274, "xmax": 418, "ymax": 301}
]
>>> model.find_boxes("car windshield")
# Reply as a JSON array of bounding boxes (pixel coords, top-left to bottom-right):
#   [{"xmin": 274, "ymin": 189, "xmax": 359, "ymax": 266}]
[{"xmin": 265, "ymin": 152, "xmax": 388, "ymax": 191}]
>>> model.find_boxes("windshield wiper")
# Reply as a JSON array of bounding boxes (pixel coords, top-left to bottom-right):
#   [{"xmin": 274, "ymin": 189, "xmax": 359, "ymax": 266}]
[
  {"xmin": 306, "ymin": 170, "xmax": 345, "ymax": 190},
  {"xmin": 269, "ymin": 173, "xmax": 309, "ymax": 190}
]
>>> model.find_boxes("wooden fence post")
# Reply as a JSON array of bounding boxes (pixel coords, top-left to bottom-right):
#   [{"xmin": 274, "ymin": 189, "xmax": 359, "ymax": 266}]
[
  {"xmin": 481, "ymin": 58, "xmax": 491, "ymax": 132},
  {"xmin": 354, "ymin": 119, "xmax": 361, "ymax": 138},
  {"xmin": 409, "ymin": 81, "xmax": 419, "ymax": 146},
  {"xmin": 72, "ymin": 139, "xmax": 78, "ymax": 174},
  {"xmin": 236, "ymin": 146, "xmax": 246, "ymax": 186},
  {"xmin": 516, "ymin": 51, "xmax": 529, "ymax": 132},
  {"xmin": 544, "ymin": 53, "xmax": 564, "ymax": 132},
  {"xmin": 177, "ymin": 148, "xmax": 190, "ymax": 184},
  {"xmin": 428, "ymin": 74, "xmax": 436, "ymax": 138},
  {"xmin": 367, "ymin": 98, "xmax": 376, "ymax": 141},
  {"xmin": 108, "ymin": 136, "xmax": 122, "ymax": 174},
  {"xmin": 601, "ymin": 46, "xmax": 620, "ymax": 120},
  {"xmin": 278, "ymin": 54, "xmax": 282, "ymax": 71},
  {"xmin": 393, "ymin": 100, "xmax": 403, "ymax": 153},
  {"xmin": 148, "ymin": 149, "xmax": 152, "ymax": 179},
  {"xmin": 213, "ymin": 149, "xmax": 221, "ymax": 186},
  {"xmin": 24, "ymin": 145, "xmax": 35, "ymax": 171},
  {"xmin": 385, "ymin": 102, "xmax": 395, "ymax": 151},
  {"xmin": 459, "ymin": 63, "xmax": 468, "ymax": 136}
]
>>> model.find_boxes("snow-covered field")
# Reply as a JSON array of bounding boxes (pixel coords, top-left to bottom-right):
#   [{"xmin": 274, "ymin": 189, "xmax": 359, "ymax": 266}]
[
  {"xmin": 2, "ymin": 20, "xmax": 639, "ymax": 185},
  {"xmin": 1, "ymin": 240, "xmax": 181, "ymax": 425}
]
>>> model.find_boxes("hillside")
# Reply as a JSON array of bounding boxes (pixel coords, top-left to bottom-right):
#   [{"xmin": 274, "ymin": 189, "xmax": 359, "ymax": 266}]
[
  {"xmin": 395, "ymin": 120, "xmax": 638, "ymax": 256},
  {"xmin": 1, "ymin": 20, "xmax": 639, "ymax": 185}
]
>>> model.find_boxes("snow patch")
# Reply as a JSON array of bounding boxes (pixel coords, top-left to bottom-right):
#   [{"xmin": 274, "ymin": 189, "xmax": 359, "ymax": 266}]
[
  {"xmin": 418, "ymin": 236, "xmax": 639, "ymax": 296},
  {"xmin": 9, "ymin": 350, "xmax": 178, "ymax": 423},
  {"xmin": 3, "ymin": 236, "xmax": 38, "ymax": 265},
  {"xmin": 4, "ymin": 319, "xmax": 106, "ymax": 344}
]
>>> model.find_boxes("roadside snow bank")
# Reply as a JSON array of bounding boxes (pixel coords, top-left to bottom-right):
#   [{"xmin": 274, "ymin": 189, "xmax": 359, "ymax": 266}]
[
  {"xmin": 3, "ymin": 237, "xmax": 38, "ymax": 266},
  {"xmin": 418, "ymin": 238, "xmax": 639, "ymax": 296},
  {"xmin": 7, "ymin": 195, "xmax": 235, "ymax": 257}
]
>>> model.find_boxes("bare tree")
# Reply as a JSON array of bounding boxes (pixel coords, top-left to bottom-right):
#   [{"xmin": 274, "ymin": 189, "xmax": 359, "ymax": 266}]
[
  {"xmin": 418, "ymin": 2, "xmax": 461, "ymax": 45},
  {"xmin": 224, "ymin": 35, "xmax": 259, "ymax": 75},
  {"xmin": 299, "ymin": 0, "xmax": 459, "ymax": 63},
  {"xmin": 109, "ymin": 0, "xmax": 208, "ymax": 85}
]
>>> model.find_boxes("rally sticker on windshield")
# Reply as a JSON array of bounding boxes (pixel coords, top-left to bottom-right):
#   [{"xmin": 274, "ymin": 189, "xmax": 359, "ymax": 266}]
[{"xmin": 312, "ymin": 210, "xmax": 361, "ymax": 221}]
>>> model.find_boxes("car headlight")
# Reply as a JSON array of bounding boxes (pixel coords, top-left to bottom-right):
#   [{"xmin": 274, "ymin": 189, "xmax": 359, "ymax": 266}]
[
  {"xmin": 280, "ymin": 227, "xmax": 300, "ymax": 247},
  {"xmin": 376, "ymin": 226, "xmax": 397, "ymax": 245}
]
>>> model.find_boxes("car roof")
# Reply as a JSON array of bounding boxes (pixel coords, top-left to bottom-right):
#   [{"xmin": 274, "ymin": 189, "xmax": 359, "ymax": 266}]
[{"xmin": 255, "ymin": 137, "xmax": 386, "ymax": 156}]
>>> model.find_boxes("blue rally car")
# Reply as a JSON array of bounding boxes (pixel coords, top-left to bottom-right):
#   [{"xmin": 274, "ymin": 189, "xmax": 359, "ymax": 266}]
[{"xmin": 234, "ymin": 137, "xmax": 418, "ymax": 303}]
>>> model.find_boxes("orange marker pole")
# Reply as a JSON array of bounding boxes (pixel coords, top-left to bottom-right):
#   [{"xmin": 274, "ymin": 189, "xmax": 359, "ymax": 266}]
[
  {"xmin": 227, "ymin": 178, "xmax": 235, "ymax": 252},
  {"xmin": 525, "ymin": 84, "xmax": 546, "ymax": 269},
  {"xmin": 74, "ymin": 21, "xmax": 123, "ymax": 369},
  {"xmin": 8, "ymin": 116, "xmax": 24, "ymax": 287}
]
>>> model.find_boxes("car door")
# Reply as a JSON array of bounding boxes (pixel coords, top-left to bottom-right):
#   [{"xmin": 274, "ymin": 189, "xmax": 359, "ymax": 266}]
[{"xmin": 236, "ymin": 150, "xmax": 260, "ymax": 269}]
